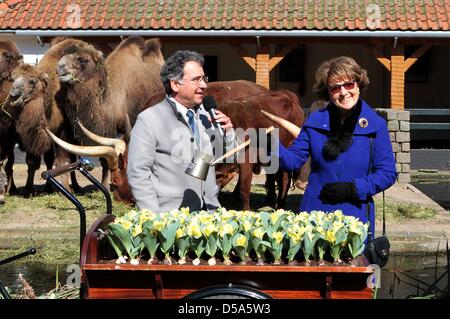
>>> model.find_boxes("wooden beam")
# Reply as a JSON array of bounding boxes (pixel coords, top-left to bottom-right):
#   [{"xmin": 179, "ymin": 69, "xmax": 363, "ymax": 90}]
[
  {"xmin": 367, "ymin": 45, "xmax": 391, "ymax": 71},
  {"xmin": 255, "ymin": 45, "xmax": 270, "ymax": 89},
  {"xmin": 269, "ymin": 44, "xmax": 296, "ymax": 71},
  {"xmin": 391, "ymin": 45, "xmax": 405, "ymax": 110},
  {"xmin": 229, "ymin": 44, "xmax": 256, "ymax": 70},
  {"xmin": 403, "ymin": 44, "xmax": 432, "ymax": 71}
]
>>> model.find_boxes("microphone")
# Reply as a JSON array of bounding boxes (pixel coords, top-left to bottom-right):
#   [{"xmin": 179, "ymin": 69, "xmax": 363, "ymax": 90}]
[{"xmin": 202, "ymin": 95, "xmax": 224, "ymax": 136}]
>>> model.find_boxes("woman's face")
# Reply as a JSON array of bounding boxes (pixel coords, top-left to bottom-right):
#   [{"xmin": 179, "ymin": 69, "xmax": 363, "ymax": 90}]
[{"xmin": 327, "ymin": 76, "xmax": 360, "ymax": 111}]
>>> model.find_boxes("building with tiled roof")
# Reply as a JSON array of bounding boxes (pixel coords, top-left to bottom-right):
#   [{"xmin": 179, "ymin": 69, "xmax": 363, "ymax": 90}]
[
  {"xmin": 1, "ymin": 0, "xmax": 449, "ymax": 32},
  {"xmin": 1, "ymin": 1, "xmax": 450, "ymax": 181}
]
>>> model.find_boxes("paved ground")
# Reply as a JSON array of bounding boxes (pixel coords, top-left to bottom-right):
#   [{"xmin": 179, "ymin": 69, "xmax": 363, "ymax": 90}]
[{"xmin": 375, "ymin": 182, "xmax": 450, "ymax": 239}]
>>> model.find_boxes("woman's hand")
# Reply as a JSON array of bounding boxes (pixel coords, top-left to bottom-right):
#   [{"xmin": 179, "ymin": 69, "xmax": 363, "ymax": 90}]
[{"xmin": 319, "ymin": 182, "xmax": 357, "ymax": 204}]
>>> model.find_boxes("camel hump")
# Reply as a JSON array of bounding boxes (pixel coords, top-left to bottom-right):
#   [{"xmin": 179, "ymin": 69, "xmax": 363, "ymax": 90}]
[
  {"xmin": 0, "ymin": 40, "xmax": 19, "ymax": 52},
  {"xmin": 143, "ymin": 38, "xmax": 161, "ymax": 57},
  {"xmin": 116, "ymin": 36, "xmax": 145, "ymax": 52},
  {"xmin": 49, "ymin": 36, "xmax": 70, "ymax": 47},
  {"xmin": 0, "ymin": 40, "xmax": 22, "ymax": 61}
]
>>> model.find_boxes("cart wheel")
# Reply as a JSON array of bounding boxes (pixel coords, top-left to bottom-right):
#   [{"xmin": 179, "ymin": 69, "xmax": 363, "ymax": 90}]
[{"xmin": 184, "ymin": 284, "xmax": 272, "ymax": 299}]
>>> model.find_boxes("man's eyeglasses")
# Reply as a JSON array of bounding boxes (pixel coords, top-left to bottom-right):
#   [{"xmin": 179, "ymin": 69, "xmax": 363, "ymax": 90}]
[
  {"xmin": 180, "ymin": 75, "xmax": 209, "ymax": 86},
  {"xmin": 328, "ymin": 81, "xmax": 356, "ymax": 94}
]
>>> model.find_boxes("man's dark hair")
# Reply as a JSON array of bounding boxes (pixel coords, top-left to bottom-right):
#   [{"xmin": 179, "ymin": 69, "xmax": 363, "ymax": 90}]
[{"xmin": 160, "ymin": 50, "xmax": 205, "ymax": 94}]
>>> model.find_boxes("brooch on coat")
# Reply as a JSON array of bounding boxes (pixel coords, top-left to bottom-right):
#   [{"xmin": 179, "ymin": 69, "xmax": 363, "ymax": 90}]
[{"xmin": 358, "ymin": 117, "xmax": 368, "ymax": 128}]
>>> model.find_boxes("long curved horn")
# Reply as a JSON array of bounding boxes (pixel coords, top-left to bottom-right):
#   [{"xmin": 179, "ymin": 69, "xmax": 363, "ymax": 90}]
[
  {"xmin": 45, "ymin": 128, "xmax": 119, "ymax": 169},
  {"xmin": 76, "ymin": 120, "xmax": 126, "ymax": 155},
  {"xmin": 260, "ymin": 110, "xmax": 301, "ymax": 137}
]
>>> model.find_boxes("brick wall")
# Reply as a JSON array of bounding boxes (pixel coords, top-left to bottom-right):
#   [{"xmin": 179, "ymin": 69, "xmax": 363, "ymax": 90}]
[{"xmin": 376, "ymin": 109, "xmax": 410, "ymax": 183}]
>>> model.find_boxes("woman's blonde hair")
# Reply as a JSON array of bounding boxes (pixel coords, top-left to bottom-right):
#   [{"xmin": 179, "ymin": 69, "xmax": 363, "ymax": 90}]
[{"xmin": 313, "ymin": 56, "xmax": 370, "ymax": 100}]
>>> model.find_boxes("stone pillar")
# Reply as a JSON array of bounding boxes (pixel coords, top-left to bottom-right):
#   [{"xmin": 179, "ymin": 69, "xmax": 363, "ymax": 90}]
[{"xmin": 376, "ymin": 108, "xmax": 410, "ymax": 183}]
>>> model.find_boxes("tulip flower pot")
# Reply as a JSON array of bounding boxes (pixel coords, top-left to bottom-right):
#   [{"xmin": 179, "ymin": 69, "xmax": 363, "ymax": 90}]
[{"xmin": 80, "ymin": 214, "xmax": 375, "ymax": 299}]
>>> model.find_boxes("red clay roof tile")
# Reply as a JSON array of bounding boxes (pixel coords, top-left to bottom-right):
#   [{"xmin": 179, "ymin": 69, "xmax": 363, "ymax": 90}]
[{"xmin": 0, "ymin": 0, "xmax": 449, "ymax": 32}]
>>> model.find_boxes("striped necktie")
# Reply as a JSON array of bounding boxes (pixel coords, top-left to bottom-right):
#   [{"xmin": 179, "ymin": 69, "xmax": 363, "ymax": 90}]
[{"xmin": 187, "ymin": 109, "xmax": 199, "ymax": 144}]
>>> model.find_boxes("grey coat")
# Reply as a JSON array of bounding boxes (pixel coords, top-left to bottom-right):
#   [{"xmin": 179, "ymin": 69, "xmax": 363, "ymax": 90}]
[{"xmin": 127, "ymin": 97, "xmax": 237, "ymax": 213}]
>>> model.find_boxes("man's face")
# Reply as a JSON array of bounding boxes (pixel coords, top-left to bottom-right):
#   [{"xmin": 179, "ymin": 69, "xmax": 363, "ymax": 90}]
[{"xmin": 171, "ymin": 61, "xmax": 207, "ymax": 108}]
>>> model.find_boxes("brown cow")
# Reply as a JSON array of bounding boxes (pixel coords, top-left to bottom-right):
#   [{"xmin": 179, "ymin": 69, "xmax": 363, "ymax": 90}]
[{"xmin": 214, "ymin": 89, "xmax": 304, "ymax": 209}]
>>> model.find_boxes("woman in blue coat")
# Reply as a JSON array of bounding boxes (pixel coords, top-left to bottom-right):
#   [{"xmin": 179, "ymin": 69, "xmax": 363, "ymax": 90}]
[{"xmin": 277, "ymin": 56, "xmax": 397, "ymax": 236}]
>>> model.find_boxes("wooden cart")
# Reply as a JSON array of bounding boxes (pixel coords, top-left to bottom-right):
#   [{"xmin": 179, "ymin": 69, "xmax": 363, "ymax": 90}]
[
  {"xmin": 42, "ymin": 161, "xmax": 374, "ymax": 300},
  {"xmin": 80, "ymin": 214, "xmax": 374, "ymax": 299}
]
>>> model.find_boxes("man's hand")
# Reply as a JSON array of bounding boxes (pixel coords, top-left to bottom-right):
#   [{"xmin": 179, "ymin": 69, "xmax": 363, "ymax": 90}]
[{"xmin": 211, "ymin": 109, "xmax": 233, "ymax": 132}]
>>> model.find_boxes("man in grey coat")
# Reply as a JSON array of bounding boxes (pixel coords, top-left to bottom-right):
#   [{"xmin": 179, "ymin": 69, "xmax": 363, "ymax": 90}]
[{"xmin": 127, "ymin": 50, "xmax": 237, "ymax": 214}]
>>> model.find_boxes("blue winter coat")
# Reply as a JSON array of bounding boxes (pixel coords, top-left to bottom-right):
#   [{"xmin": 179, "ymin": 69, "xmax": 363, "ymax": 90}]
[{"xmin": 278, "ymin": 99, "xmax": 397, "ymax": 235}]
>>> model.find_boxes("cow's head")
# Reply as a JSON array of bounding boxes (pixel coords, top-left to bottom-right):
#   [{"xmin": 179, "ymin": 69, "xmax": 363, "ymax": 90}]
[{"xmin": 45, "ymin": 122, "xmax": 133, "ymax": 205}]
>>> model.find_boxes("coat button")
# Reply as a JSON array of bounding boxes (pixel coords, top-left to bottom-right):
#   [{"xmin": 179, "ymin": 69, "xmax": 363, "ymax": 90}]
[{"xmin": 190, "ymin": 137, "xmax": 195, "ymax": 143}]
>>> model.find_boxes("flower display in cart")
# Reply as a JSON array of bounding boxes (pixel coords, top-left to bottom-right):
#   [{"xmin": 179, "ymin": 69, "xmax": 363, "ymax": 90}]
[{"xmin": 103, "ymin": 208, "xmax": 370, "ymax": 266}]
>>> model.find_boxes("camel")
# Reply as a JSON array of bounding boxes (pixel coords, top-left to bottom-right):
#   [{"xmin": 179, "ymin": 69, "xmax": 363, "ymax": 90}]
[
  {"xmin": 7, "ymin": 64, "xmax": 65, "ymax": 195},
  {"xmin": 0, "ymin": 40, "xmax": 23, "ymax": 195},
  {"xmin": 4, "ymin": 39, "xmax": 96, "ymax": 195},
  {"xmin": 55, "ymin": 36, "xmax": 165, "ymax": 187}
]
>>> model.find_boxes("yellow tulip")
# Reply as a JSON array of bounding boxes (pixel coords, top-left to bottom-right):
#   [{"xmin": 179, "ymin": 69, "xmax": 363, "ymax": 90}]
[
  {"xmin": 180, "ymin": 207, "xmax": 190, "ymax": 215},
  {"xmin": 127, "ymin": 210, "xmax": 138, "ymax": 220},
  {"xmin": 315, "ymin": 226, "xmax": 325, "ymax": 236},
  {"xmin": 251, "ymin": 227, "xmax": 265, "ymax": 239},
  {"xmin": 176, "ymin": 227, "xmax": 186, "ymax": 239},
  {"xmin": 326, "ymin": 230, "xmax": 336, "ymax": 244},
  {"xmin": 153, "ymin": 220, "xmax": 166, "ymax": 232},
  {"xmin": 287, "ymin": 228, "xmax": 301, "ymax": 243},
  {"xmin": 333, "ymin": 210, "xmax": 344, "ymax": 221},
  {"xmin": 199, "ymin": 212, "xmax": 214, "ymax": 224},
  {"xmin": 131, "ymin": 223, "xmax": 143, "ymax": 237},
  {"xmin": 203, "ymin": 223, "xmax": 217, "ymax": 237},
  {"xmin": 187, "ymin": 223, "xmax": 202, "ymax": 238},
  {"xmin": 219, "ymin": 223, "xmax": 235, "ymax": 237},
  {"xmin": 332, "ymin": 221, "xmax": 345, "ymax": 231},
  {"xmin": 235, "ymin": 234, "xmax": 247, "ymax": 247},
  {"xmin": 119, "ymin": 220, "xmax": 133, "ymax": 231},
  {"xmin": 348, "ymin": 220, "xmax": 362, "ymax": 235},
  {"xmin": 273, "ymin": 231, "xmax": 284, "ymax": 244},
  {"xmin": 242, "ymin": 220, "xmax": 252, "ymax": 232}
]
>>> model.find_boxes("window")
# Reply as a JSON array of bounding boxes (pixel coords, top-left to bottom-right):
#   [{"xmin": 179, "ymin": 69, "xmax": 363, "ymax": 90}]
[
  {"xmin": 203, "ymin": 56, "xmax": 218, "ymax": 82},
  {"xmin": 405, "ymin": 45, "xmax": 431, "ymax": 84},
  {"xmin": 278, "ymin": 45, "xmax": 306, "ymax": 95}
]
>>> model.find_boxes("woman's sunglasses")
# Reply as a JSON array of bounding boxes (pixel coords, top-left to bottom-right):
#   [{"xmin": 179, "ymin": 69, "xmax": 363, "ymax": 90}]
[{"xmin": 328, "ymin": 81, "xmax": 356, "ymax": 94}]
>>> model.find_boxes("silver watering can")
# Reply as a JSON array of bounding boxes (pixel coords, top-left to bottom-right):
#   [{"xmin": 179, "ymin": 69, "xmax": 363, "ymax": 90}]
[{"xmin": 185, "ymin": 126, "xmax": 274, "ymax": 180}]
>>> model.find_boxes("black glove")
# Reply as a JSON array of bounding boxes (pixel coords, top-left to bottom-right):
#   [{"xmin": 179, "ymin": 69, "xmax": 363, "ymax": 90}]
[{"xmin": 319, "ymin": 182, "xmax": 357, "ymax": 204}]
